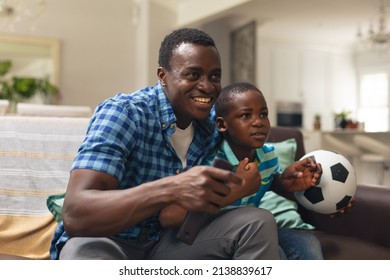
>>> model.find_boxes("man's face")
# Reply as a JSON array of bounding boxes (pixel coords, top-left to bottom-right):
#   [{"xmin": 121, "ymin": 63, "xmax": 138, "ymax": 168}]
[
  {"xmin": 158, "ymin": 43, "xmax": 221, "ymax": 129},
  {"xmin": 217, "ymin": 90, "xmax": 270, "ymax": 161}
]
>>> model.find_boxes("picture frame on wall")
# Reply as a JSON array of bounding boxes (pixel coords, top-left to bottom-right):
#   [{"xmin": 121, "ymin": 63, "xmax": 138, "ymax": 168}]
[{"xmin": 230, "ymin": 21, "xmax": 256, "ymax": 84}]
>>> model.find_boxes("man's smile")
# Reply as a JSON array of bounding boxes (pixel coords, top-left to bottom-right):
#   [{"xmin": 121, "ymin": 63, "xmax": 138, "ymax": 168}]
[{"xmin": 192, "ymin": 96, "xmax": 212, "ymax": 104}]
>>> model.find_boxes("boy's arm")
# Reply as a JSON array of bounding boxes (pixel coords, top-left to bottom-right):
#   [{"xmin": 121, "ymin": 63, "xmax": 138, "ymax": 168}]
[
  {"xmin": 269, "ymin": 156, "xmax": 322, "ymax": 201},
  {"xmin": 269, "ymin": 173, "xmax": 297, "ymax": 201},
  {"xmin": 223, "ymin": 158, "xmax": 261, "ymax": 205}
]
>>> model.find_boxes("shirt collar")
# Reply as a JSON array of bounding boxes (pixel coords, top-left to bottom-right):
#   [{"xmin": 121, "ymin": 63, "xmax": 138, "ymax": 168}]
[
  {"xmin": 221, "ymin": 140, "xmax": 265, "ymax": 166},
  {"xmin": 155, "ymin": 82, "xmax": 176, "ymax": 130}
]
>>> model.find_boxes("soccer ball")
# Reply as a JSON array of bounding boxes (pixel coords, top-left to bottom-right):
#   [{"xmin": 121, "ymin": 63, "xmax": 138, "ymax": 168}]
[{"xmin": 294, "ymin": 150, "xmax": 357, "ymax": 214}]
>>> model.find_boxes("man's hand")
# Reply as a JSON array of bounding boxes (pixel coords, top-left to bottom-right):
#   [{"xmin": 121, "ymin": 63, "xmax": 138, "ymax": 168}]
[
  {"xmin": 171, "ymin": 165, "xmax": 243, "ymax": 214},
  {"xmin": 160, "ymin": 158, "xmax": 262, "ymax": 228},
  {"xmin": 175, "ymin": 157, "xmax": 262, "ymax": 212}
]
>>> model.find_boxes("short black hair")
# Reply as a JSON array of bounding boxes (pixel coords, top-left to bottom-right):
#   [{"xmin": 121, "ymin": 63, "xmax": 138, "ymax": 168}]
[
  {"xmin": 158, "ymin": 28, "xmax": 216, "ymax": 70},
  {"xmin": 215, "ymin": 82, "xmax": 262, "ymax": 118}
]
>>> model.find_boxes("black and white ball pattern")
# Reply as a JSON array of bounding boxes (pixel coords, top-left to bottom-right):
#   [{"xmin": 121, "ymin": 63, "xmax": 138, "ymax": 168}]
[{"xmin": 294, "ymin": 150, "xmax": 357, "ymax": 214}]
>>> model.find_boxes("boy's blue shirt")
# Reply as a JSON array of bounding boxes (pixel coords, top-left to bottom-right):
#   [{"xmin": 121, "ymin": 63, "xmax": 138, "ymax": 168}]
[{"xmin": 202, "ymin": 140, "xmax": 282, "ymax": 209}]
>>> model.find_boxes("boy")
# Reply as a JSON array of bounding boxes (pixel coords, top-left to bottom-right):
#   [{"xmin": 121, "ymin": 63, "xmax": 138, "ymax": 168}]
[{"xmin": 160, "ymin": 82, "xmax": 323, "ymax": 259}]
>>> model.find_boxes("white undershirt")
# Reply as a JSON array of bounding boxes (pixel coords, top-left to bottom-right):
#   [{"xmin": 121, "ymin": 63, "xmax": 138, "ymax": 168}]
[{"xmin": 169, "ymin": 123, "xmax": 194, "ymax": 168}]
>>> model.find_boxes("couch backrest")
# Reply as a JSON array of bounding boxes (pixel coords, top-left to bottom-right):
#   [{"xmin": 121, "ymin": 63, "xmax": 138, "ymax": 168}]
[
  {"xmin": 0, "ymin": 116, "xmax": 90, "ymax": 259},
  {"xmin": 268, "ymin": 126, "xmax": 306, "ymax": 160}
]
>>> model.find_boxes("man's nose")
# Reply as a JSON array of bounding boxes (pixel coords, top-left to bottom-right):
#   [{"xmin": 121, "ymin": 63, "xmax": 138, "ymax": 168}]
[{"xmin": 197, "ymin": 76, "xmax": 213, "ymax": 92}]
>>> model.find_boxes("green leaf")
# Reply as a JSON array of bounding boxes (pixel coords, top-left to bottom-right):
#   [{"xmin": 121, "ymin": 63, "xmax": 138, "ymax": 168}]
[
  {"xmin": 0, "ymin": 60, "xmax": 12, "ymax": 76},
  {"xmin": 0, "ymin": 59, "xmax": 59, "ymax": 102},
  {"xmin": 39, "ymin": 79, "xmax": 59, "ymax": 96},
  {"xmin": 0, "ymin": 81, "xmax": 12, "ymax": 99},
  {"xmin": 12, "ymin": 77, "xmax": 38, "ymax": 99}
]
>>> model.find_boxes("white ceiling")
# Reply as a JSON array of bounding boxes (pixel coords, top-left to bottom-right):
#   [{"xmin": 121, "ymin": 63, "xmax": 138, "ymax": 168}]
[{"xmin": 207, "ymin": 0, "xmax": 388, "ymax": 50}]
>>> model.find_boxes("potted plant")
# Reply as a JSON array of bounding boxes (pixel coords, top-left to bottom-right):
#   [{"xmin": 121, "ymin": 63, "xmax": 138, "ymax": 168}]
[
  {"xmin": 313, "ymin": 114, "xmax": 321, "ymax": 130},
  {"xmin": 334, "ymin": 110, "xmax": 350, "ymax": 129},
  {"xmin": 0, "ymin": 59, "xmax": 59, "ymax": 113}
]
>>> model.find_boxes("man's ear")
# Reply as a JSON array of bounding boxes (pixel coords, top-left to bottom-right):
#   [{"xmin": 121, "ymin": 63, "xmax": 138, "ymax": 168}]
[
  {"xmin": 216, "ymin": 117, "xmax": 226, "ymax": 132},
  {"xmin": 157, "ymin": 67, "xmax": 167, "ymax": 86}
]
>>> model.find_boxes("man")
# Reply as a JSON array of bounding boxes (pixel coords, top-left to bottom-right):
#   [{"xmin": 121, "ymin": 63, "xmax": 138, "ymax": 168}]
[{"xmin": 50, "ymin": 28, "xmax": 280, "ymax": 260}]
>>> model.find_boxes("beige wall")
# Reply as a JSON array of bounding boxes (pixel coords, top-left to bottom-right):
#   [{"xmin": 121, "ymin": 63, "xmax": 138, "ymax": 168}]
[
  {"xmin": 1, "ymin": 0, "xmax": 136, "ymax": 110},
  {"xmin": 0, "ymin": 0, "xmax": 358, "ymax": 131}
]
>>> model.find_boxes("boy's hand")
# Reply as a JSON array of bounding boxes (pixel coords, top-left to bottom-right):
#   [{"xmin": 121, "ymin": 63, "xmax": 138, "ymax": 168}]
[
  {"xmin": 235, "ymin": 158, "xmax": 262, "ymax": 197},
  {"xmin": 280, "ymin": 156, "xmax": 322, "ymax": 192},
  {"xmin": 330, "ymin": 197, "xmax": 356, "ymax": 218}
]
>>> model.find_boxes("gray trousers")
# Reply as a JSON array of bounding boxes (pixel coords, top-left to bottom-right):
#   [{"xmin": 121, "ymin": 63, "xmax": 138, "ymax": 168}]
[{"xmin": 59, "ymin": 207, "xmax": 280, "ymax": 260}]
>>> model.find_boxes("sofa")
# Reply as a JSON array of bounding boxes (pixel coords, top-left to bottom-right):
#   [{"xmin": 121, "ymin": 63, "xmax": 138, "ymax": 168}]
[
  {"xmin": 267, "ymin": 126, "xmax": 390, "ymax": 260},
  {"xmin": 0, "ymin": 116, "xmax": 389, "ymax": 260}
]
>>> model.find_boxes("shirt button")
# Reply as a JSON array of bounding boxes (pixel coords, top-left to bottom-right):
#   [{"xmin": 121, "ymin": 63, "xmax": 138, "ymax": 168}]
[
  {"xmin": 176, "ymin": 169, "xmax": 181, "ymax": 174},
  {"xmin": 162, "ymin": 123, "xmax": 167, "ymax": 128},
  {"xmin": 170, "ymin": 123, "xmax": 175, "ymax": 129}
]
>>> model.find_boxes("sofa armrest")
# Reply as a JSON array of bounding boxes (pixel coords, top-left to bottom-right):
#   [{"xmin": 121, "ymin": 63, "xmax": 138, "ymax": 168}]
[{"xmin": 299, "ymin": 185, "xmax": 390, "ymax": 248}]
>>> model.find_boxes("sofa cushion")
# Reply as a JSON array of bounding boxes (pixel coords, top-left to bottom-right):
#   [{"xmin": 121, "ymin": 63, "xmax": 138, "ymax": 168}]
[
  {"xmin": 0, "ymin": 116, "xmax": 89, "ymax": 259},
  {"xmin": 47, "ymin": 193, "xmax": 65, "ymax": 223},
  {"xmin": 270, "ymin": 138, "xmax": 297, "ymax": 170},
  {"xmin": 313, "ymin": 230, "xmax": 390, "ymax": 260}
]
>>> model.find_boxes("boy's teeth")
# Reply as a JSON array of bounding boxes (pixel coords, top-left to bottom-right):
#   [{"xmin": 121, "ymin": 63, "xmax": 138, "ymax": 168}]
[{"xmin": 193, "ymin": 97, "xmax": 211, "ymax": 103}]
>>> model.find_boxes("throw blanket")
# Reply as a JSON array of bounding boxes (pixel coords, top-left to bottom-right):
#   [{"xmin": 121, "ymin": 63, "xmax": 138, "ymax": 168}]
[{"xmin": 0, "ymin": 116, "xmax": 89, "ymax": 259}]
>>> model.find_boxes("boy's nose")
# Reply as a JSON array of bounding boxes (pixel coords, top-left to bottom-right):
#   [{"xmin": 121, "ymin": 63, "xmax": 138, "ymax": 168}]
[{"xmin": 252, "ymin": 117, "xmax": 263, "ymax": 127}]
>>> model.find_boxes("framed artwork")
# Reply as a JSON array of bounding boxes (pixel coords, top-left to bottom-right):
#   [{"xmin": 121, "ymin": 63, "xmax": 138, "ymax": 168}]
[{"xmin": 230, "ymin": 21, "xmax": 256, "ymax": 84}]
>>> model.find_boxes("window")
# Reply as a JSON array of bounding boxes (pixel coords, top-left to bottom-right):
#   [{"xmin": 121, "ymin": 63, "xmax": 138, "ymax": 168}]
[{"xmin": 358, "ymin": 73, "xmax": 389, "ymax": 132}]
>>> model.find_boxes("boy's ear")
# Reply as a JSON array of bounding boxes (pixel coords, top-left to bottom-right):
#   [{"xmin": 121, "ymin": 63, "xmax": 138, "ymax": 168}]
[{"xmin": 216, "ymin": 117, "xmax": 226, "ymax": 132}]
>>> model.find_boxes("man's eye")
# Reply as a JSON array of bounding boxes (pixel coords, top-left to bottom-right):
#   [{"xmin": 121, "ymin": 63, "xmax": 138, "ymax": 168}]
[
  {"xmin": 210, "ymin": 73, "xmax": 221, "ymax": 82},
  {"xmin": 187, "ymin": 72, "xmax": 200, "ymax": 79}
]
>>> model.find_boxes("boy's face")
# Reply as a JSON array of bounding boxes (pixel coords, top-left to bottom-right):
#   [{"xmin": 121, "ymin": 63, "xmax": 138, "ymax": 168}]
[
  {"xmin": 217, "ymin": 89, "xmax": 270, "ymax": 160},
  {"xmin": 158, "ymin": 43, "xmax": 222, "ymax": 129}
]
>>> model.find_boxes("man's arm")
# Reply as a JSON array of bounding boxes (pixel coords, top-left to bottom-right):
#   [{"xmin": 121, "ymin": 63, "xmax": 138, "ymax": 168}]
[
  {"xmin": 62, "ymin": 165, "xmax": 244, "ymax": 237},
  {"xmin": 160, "ymin": 205, "xmax": 187, "ymax": 228}
]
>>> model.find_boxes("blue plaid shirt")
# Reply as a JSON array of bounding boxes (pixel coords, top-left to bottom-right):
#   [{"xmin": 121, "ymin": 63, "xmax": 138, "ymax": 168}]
[
  {"xmin": 203, "ymin": 140, "xmax": 282, "ymax": 209},
  {"xmin": 50, "ymin": 82, "xmax": 220, "ymax": 259}
]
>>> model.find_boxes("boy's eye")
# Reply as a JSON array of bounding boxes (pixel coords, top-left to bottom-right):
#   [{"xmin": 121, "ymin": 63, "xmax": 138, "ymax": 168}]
[
  {"xmin": 241, "ymin": 113, "xmax": 250, "ymax": 118},
  {"xmin": 260, "ymin": 112, "xmax": 268, "ymax": 118}
]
